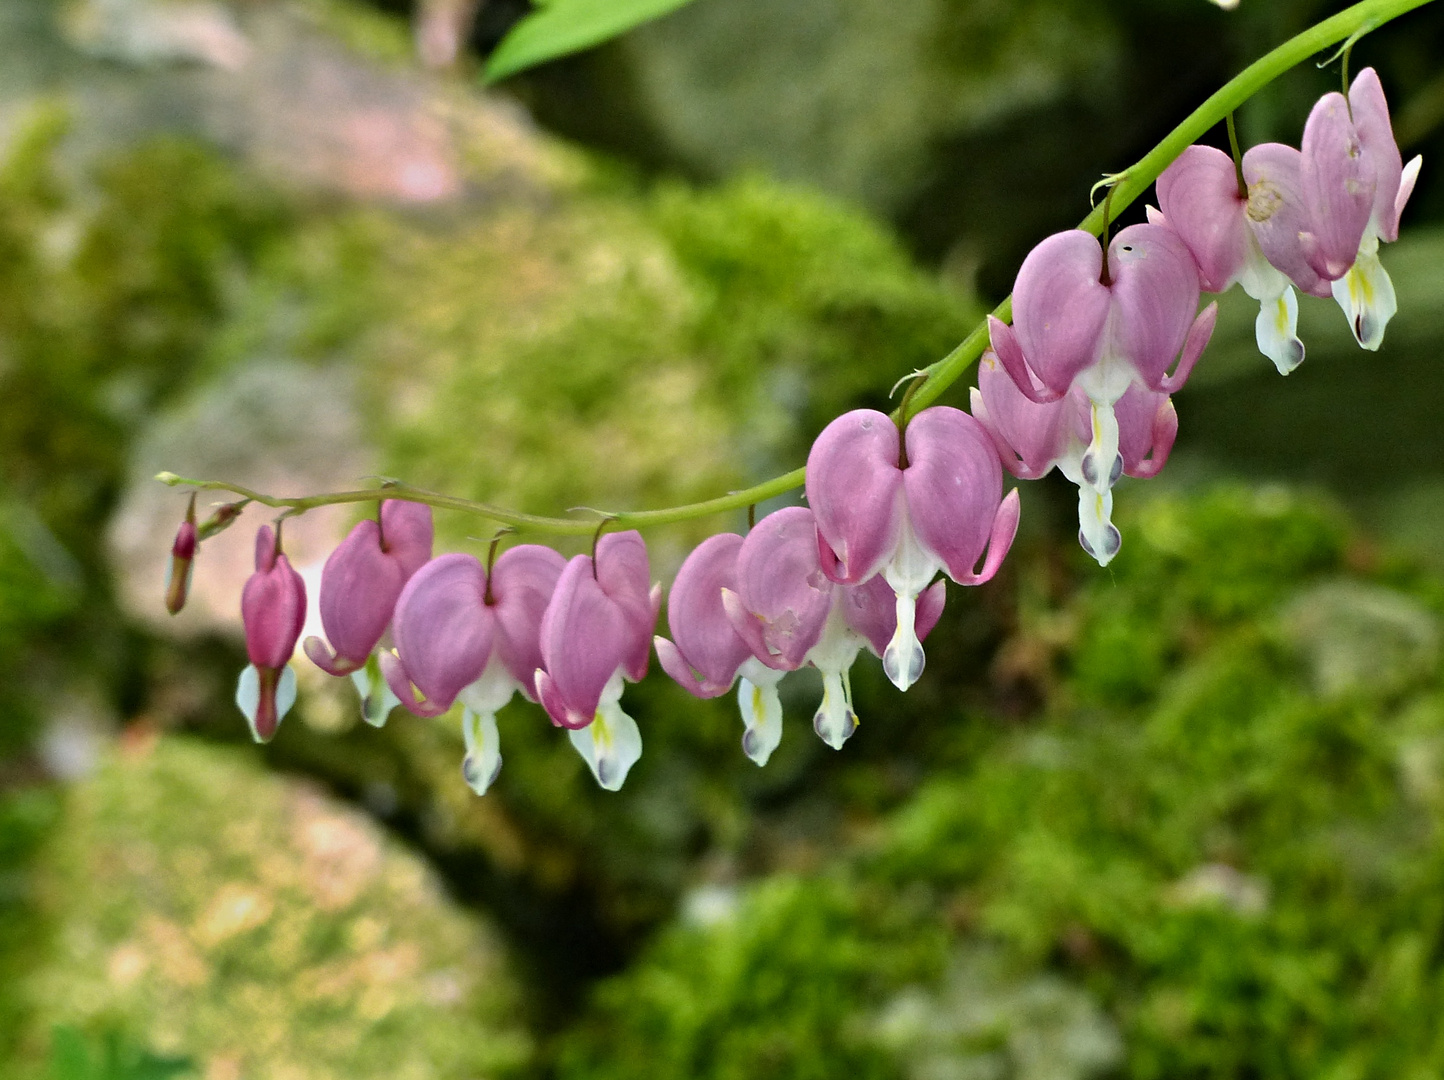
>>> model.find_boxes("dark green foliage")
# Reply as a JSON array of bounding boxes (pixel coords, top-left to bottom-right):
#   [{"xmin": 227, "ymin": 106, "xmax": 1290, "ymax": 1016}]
[
  {"xmin": 47, "ymin": 1027, "xmax": 192, "ymax": 1080},
  {"xmin": 562, "ymin": 487, "xmax": 1444, "ymax": 1080},
  {"xmin": 557, "ymin": 875, "xmax": 939, "ymax": 1080}
]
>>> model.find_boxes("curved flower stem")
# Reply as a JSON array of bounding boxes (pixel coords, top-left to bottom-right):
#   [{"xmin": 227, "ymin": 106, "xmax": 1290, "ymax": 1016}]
[
  {"xmin": 905, "ymin": 0, "xmax": 1433, "ymax": 418},
  {"xmin": 156, "ymin": 469, "xmax": 806, "ymax": 538},
  {"xmin": 160, "ymin": 0, "xmax": 1433, "ymax": 536}
]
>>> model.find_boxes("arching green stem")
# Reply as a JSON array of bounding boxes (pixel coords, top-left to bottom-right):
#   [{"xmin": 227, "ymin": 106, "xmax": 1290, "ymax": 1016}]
[{"xmin": 158, "ymin": 0, "xmax": 1434, "ymax": 537}]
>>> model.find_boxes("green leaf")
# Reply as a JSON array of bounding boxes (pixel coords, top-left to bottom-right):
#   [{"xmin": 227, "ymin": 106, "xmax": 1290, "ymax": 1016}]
[{"xmin": 484, "ymin": 0, "xmax": 699, "ymax": 82}]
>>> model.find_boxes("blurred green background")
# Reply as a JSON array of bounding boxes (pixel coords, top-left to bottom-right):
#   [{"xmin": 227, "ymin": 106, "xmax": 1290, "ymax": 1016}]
[{"xmin": 2, "ymin": 0, "xmax": 1444, "ymax": 1076}]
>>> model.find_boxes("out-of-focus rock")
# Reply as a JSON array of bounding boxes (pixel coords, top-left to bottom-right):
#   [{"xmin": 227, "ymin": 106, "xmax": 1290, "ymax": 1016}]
[
  {"xmin": 62, "ymin": 0, "xmax": 252, "ymax": 70},
  {"xmin": 1281, "ymin": 579, "xmax": 1439, "ymax": 698},
  {"xmin": 875, "ymin": 946, "xmax": 1123, "ymax": 1080},
  {"xmin": 108, "ymin": 361, "xmax": 371, "ymax": 636},
  {"xmin": 27, "ymin": 734, "xmax": 531, "ymax": 1078}
]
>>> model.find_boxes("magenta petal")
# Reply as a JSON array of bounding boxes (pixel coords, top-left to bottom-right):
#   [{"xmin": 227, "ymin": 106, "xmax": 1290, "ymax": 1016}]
[
  {"xmin": 380, "ymin": 499, "xmax": 435, "ymax": 581},
  {"xmin": 1106, "ymin": 223, "xmax": 1201, "ymax": 390},
  {"xmin": 1301, "ymin": 90, "xmax": 1376, "ymax": 280},
  {"xmin": 840, "ymin": 575, "xmax": 900, "ymax": 657},
  {"xmin": 951, "ymin": 488, "xmax": 1021, "ymax": 587},
  {"xmin": 380, "ymin": 650, "xmax": 449, "ymax": 718},
  {"xmin": 241, "ymin": 532, "xmax": 306, "ymax": 671},
  {"xmin": 655, "ymin": 637, "xmax": 710, "ymax": 697},
  {"xmin": 986, "ymin": 318, "xmax": 1064, "ymax": 405},
  {"xmin": 1160, "ymin": 301, "xmax": 1217, "ymax": 395},
  {"xmin": 1242, "ymin": 143, "xmax": 1330, "ymax": 297},
  {"xmin": 720, "ymin": 587, "xmax": 790, "ymax": 672},
  {"xmin": 902, "ymin": 407, "xmax": 1005, "ymax": 584},
  {"xmin": 537, "ymin": 554, "xmax": 629, "ymax": 726},
  {"xmin": 661, "ymin": 533, "xmax": 752, "ymax": 696},
  {"xmin": 806, "ymin": 410, "xmax": 905, "ymax": 585},
  {"xmin": 303, "ymin": 636, "xmax": 349, "ymax": 677},
  {"xmin": 1115, "ymin": 385, "xmax": 1176, "ymax": 479},
  {"xmin": 390, "ymin": 553, "xmax": 494, "ymax": 714},
  {"xmin": 1011, "ymin": 230, "xmax": 1111, "ymax": 395},
  {"xmin": 1155, "ymin": 145, "xmax": 1249, "ymax": 293},
  {"xmin": 595, "ymin": 531, "xmax": 658, "ymax": 682},
  {"xmin": 490, "ymin": 544, "xmax": 566, "ymax": 699},
  {"xmin": 253, "ymin": 525, "xmax": 277, "ymax": 573},
  {"xmin": 1349, "ymin": 67, "xmax": 1405, "ymax": 242},
  {"xmin": 972, "ymin": 351, "xmax": 1084, "ymax": 480},
  {"xmin": 915, "ymin": 579, "xmax": 946, "ymax": 640},
  {"xmin": 732, "ymin": 506, "xmax": 834, "ymax": 668},
  {"xmin": 535, "ymin": 668, "xmax": 594, "ymax": 730},
  {"xmin": 316, "ymin": 518, "xmax": 407, "ymax": 674}
]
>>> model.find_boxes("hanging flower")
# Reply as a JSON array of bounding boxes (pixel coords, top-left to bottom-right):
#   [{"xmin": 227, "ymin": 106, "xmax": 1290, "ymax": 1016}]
[
  {"xmin": 805, "ymin": 407, "xmax": 1018, "ymax": 690},
  {"xmin": 534, "ymin": 531, "xmax": 661, "ymax": 791},
  {"xmin": 987, "ymin": 223, "xmax": 1215, "ymax": 553},
  {"xmin": 971, "ymin": 350, "xmax": 1175, "ymax": 563},
  {"xmin": 237, "ymin": 524, "xmax": 307, "ymax": 743},
  {"xmin": 1153, "ymin": 142, "xmax": 1326, "ymax": 373},
  {"xmin": 654, "ymin": 532, "xmax": 788, "ymax": 766},
  {"xmin": 381, "ymin": 543, "xmax": 565, "ymax": 794},
  {"xmin": 303, "ymin": 499, "xmax": 434, "ymax": 726},
  {"xmin": 1299, "ymin": 67, "xmax": 1422, "ymax": 349},
  {"xmin": 721, "ymin": 506, "xmax": 946, "ymax": 750}
]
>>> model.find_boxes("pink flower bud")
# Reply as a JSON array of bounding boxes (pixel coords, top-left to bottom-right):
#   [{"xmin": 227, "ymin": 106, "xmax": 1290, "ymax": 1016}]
[
  {"xmin": 236, "ymin": 525, "xmax": 307, "ymax": 743},
  {"xmin": 164, "ymin": 497, "xmax": 197, "ymax": 615}
]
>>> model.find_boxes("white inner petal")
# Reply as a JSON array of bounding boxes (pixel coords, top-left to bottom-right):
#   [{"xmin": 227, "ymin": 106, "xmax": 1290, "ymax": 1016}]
[
  {"xmin": 1254, "ymin": 287, "xmax": 1305, "ymax": 375},
  {"xmin": 737, "ymin": 659, "xmax": 785, "ymax": 767},
  {"xmin": 568, "ymin": 684, "xmax": 642, "ymax": 791},
  {"xmin": 461, "ymin": 707, "xmax": 503, "ymax": 796},
  {"xmin": 351, "ymin": 650, "xmax": 401, "ymax": 728},
  {"xmin": 1331, "ymin": 235, "xmax": 1396, "ymax": 352},
  {"xmin": 459, "ymin": 652, "xmax": 521, "ymax": 716}
]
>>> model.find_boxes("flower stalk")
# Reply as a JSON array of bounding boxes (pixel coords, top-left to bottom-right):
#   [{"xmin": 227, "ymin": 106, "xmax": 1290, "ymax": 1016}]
[{"xmin": 157, "ymin": 0, "xmax": 1434, "ymax": 538}]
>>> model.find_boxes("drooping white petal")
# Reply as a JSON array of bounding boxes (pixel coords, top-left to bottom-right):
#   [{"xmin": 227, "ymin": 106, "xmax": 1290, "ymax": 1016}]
[
  {"xmin": 350, "ymin": 651, "xmax": 401, "ymax": 728},
  {"xmin": 461, "ymin": 707, "xmax": 503, "ymax": 796},
  {"xmin": 235, "ymin": 663, "xmax": 298, "ymax": 743},
  {"xmin": 804, "ymin": 599, "xmax": 864, "ymax": 750},
  {"xmin": 880, "ymin": 513, "xmax": 938, "ymax": 693},
  {"xmin": 568, "ymin": 669, "xmax": 642, "ymax": 791},
  {"xmin": 1254, "ymin": 286, "xmax": 1305, "ymax": 375},
  {"xmin": 813, "ymin": 668, "xmax": 858, "ymax": 750},
  {"xmin": 1330, "ymin": 236, "xmax": 1397, "ymax": 351},
  {"xmin": 737, "ymin": 658, "xmax": 785, "ymax": 767},
  {"xmin": 1078, "ymin": 397, "xmax": 1122, "ymax": 496},
  {"xmin": 1076, "ymin": 481, "xmax": 1120, "ymax": 567}
]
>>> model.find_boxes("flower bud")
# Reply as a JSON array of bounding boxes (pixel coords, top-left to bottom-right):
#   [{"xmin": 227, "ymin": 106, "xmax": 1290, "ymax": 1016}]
[
  {"xmin": 164, "ymin": 496, "xmax": 198, "ymax": 615},
  {"xmin": 236, "ymin": 525, "xmax": 307, "ymax": 743}
]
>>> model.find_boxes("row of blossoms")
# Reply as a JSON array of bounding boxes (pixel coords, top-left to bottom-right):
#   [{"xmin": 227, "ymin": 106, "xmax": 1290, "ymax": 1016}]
[{"xmin": 164, "ymin": 65, "xmax": 1421, "ymax": 794}]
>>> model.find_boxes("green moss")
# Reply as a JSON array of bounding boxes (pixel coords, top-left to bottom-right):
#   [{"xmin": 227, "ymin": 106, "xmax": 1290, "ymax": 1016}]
[{"xmin": 25, "ymin": 737, "xmax": 530, "ymax": 1079}]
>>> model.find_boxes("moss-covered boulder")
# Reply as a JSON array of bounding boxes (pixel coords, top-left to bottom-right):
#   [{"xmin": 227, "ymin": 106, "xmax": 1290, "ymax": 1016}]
[{"xmin": 24, "ymin": 734, "xmax": 530, "ymax": 1078}]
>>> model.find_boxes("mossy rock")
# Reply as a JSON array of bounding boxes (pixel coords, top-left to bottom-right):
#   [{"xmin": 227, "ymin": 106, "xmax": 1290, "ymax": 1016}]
[{"xmin": 24, "ymin": 735, "xmax": 531, "ymax": 1079}]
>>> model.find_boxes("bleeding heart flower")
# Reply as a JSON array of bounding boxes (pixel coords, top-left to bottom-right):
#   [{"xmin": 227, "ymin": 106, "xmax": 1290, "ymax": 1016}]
[
  {"xmin": 722, "ymin": 506, "xmax": 947, "ymax": 751},
  {"xmin": 236, "ymin": 525, "xmax": 307, "ymax": 743},
  {"xmin": 165, "ymin": 496, "xmax": 198, "ymax": 615},
  {"xmin": 534, "ymin": 531, "xmax": 661, "ymax": 791},
  {"xmin": 805, "ymin": 407, "xmax": 1018, "ymax": 690},
  {"xmin": 1153, "ymin": 142, "xmax": 1325, "ymax": 374},
  {"xmin": 654, "ymin": 531, "xmax": 788, "ymax": 765},
  {"xmin": 381, "ymin": 543, "xmax": 565, "ymax": 794},
  {"xmin": 303, "ymin": 500, "xmax": 434, "ymax": 726},
  {"xmin": 972, "ymin": 351, "xmax": 1175, "ymax": 564},
  {"xmin": 1300, "ymin": 67, "xmax": 1422, "ymax": 349}
]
